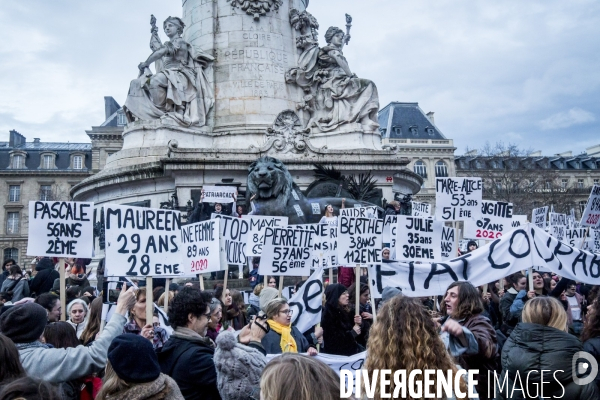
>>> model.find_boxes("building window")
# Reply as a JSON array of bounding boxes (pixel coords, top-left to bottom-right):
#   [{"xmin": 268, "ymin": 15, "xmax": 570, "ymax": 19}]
[
  {"xmin": 435, "ymin": 161, "xmax": 448, "ymax": 177},
  {"xmin": 413, "ymin": 160, "xmax": 427, "ymax": 178},
  {"xmin": 8, "ymin": 185, "xmax": 20, "ymax": 202},
  {"xmin": 409, "ymin": 125, "xmax": 418, "ymax": 136},
  {"xmin": 393, "ymin": 126, "xmax": 401, "ymax": 135},
  {"xmin": 40, "ymin": 185, "xmax": 53, "ymax": 201},
  {"xmin": 594, "ymin": 179, "xmax": 599, "ymax": 186},
  {"xmin": 545, "ymin": 181, "xmax": 552, "ymax": 190},
  {"xmin": 42, "ymin": 154, "xmax": 54, "ymax": 169},
  {"xmin": 6, "ymin": 212, "xmax": 19, "ymax": 235},
  {"xmin": 12, "ymin": 154, "xmax": 24, "ymax": 169},
  {"xmin": 561, "ymin": 179, "xmax": 568, "ymax": 189},
  {"xmin": 578, "ymin": 179, "xmax": 584, "ymax": 189},
  {"xmin": 3, "ymin": 248, "xmax": 18, "ymax": 264},
  {"xmin": 580, "ymin": 200, "xmax": 588, "ymax": 214},
  {"xmin": 117, "ymin": 111, "xmax": 127, "ymax": 126},
  {"xmin": 73, "ymin": 155, "xmax": 83, "ymax": 169}
]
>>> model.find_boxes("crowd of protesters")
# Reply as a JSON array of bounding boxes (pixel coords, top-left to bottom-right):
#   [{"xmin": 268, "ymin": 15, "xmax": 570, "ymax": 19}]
[{"xmin": 2, "ymin": 225, "xmax": 600, "ymax": 399}]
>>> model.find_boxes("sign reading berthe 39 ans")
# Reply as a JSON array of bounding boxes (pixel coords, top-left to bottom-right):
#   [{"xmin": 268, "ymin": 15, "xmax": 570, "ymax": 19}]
[
  {"xmin": 27, "ymin": 201, "xmax": 94, "ymax": 258},
  {"xmin": 435, "ymin": 178, "xmax": 482, "ymax": 221},
  {"xmin": 105, "ymin": 205, "xmax": 182, "ymax": 277}
]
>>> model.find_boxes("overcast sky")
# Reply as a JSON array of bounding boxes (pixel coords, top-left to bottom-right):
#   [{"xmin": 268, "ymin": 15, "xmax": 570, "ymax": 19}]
[{"xmin": 1, "ymin": 0, "xmax": 599, "ymax": 155}]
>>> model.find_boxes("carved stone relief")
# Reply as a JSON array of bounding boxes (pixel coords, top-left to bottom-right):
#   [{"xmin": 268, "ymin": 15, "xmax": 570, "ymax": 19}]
[
  {"xmin": 227, "ymin": 0, "xmax": 283, "ymax": 20},
  {"xmin": 263, "ymin": 110, "xmax": 311, "ymax": 153}
]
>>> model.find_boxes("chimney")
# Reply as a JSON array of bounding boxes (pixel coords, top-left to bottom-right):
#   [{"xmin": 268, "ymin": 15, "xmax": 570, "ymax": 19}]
[
  {"xmin": 33, "ymin": 138, "xmax": 41, "ymax": 147},
  {"xmin": 9, "ymin": 130, "xmax": 26, "ymax": 148},
  {"xmin": 104, "ymin": 96, "xmax": 121, "ymax": 120},
  {"xmin": 426, "ymin": 111, "xmax": 435, "ymax": 124},
  {"xmin": 529, "ymin": 150, "xmax": 542, "ymax": 157}
]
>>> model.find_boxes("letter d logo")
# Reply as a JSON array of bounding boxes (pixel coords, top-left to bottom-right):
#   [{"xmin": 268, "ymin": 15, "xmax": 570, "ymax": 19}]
[{"xmin": 572, "ymin": 351, "xmax": 598, "ymax": 385}]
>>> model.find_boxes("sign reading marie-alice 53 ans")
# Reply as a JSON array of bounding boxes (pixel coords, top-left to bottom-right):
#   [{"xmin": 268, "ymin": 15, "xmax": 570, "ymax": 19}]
[
  {"xmin": 27, "ymin": 201, "xmax": 94, "ymax": 258},
  {"xmin": 435, "ymin": 178, "xmax": 483, "ymax": 221},
  {"xmin": 104, "ymin": 204, "xmax": 183, "ymax": 277}
]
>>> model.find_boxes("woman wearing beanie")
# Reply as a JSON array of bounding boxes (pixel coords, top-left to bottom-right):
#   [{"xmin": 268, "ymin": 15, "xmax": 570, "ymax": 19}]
[
  {"xmin": 258, "ymin": 287, "xmax": 279, "ymax": 313},
  {"xmin": 0, "ymin": 284, "xmax": 136, "ymax": 384},
  {"xmin": 96, "ymin": 334, "xmax": 183, "ymax": 400},
  {"xmin": 320, "ymin": 283, "xmax": 362, "ymax": 356},
  {"xmin": 261, "ymin": 298, "xmax": 317, "ymax": 355}
]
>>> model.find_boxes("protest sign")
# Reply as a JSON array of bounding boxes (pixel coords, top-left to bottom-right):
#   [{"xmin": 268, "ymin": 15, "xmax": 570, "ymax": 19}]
[
  {"xmin": 464, "ymin": 200, "xmax": 513, "ymax": 240},
  {"xmin": 441, "ymin": 226, "xmax": 457, "ymax": 260},
  {"xmin": 435, "ymin": 178, "xmax": 482, "ymax": 221},
  {"xmin": 532, "ymin": 206, "xmax": 549, "ymax": 229},
  {"xmin": 314, "ymin": 223, "xmax": 339, "ymax": 268},
  {"xmin": 510, "ymin": 215, "xmax": 528, "ymax": 229},
  {"xmin": 368, "ymin": 223, "xmax": 600, "ymax": 297},
  {"xmin": 581, "ymin": 185, "xmax": 600, "ymax": 227},
  {"xmin": 340, "ymin": 206, "xmax": 378, "ymax": 219},
  {"xmin": 181, "ymin": 219, "xmax": 221, "ymax": 274},
  {"xmin": 201, "ymin": 186, "xmax": 237, "ymax": 203},
  {"xmin": 292, "ymin": 224, "xmax": 324, "ymax": 269},
  {"xmin": 104, "ymin": 205, "xmax": 182, "ymax": 277},
  {"xmin": 289, "ymin": 266, "xmax": 324, "ymax": 333},
  {"xmin": 338, "ymin": 216, "xmax": 383, "ymax": 264},
  {"xmin": 549, "ymin": 212, "xmax": 567, "ymax": 241},
  {"xmin": 411, "ymin": 201, "xmax": 431, "ymax": 217},
  {"xmin": 590, "ymin": 228, "xmax": 600, "ymax": 253},
  {"xmin": 383, "ymin": 215, "xmax": 398, "ymax": 259},
  {"xmin": 212, "ymin": 214, "xmax": 249, "ymax": 265},
  {"xmin": 395, "ymin": 216, "xmax": 443, "ymax": 261},
  {"xmin": 259, "ymin": 227, "xmax": 313, "ymax": 276},
  {"xmin": 565, "ymin": 228, "xmax": 590, "ymax": 248},
  {"xmin": 27, "ymin": 201, "xmax": 94, "ymax": 258},
  {"xmin": 243, "ymin": 215, "xmax": 288, "ymax": 257}
]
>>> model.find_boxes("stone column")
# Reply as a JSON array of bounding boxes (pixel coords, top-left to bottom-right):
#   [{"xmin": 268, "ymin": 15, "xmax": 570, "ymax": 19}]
[{"xmin": 183, "ymin": 0, "xmax": 306, "ymax": 149}]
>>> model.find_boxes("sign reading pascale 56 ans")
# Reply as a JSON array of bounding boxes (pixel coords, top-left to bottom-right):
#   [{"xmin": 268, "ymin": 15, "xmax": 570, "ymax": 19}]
[{"xmin": 435, "ymin": 178, "xmax": 483, "ymax": 221}]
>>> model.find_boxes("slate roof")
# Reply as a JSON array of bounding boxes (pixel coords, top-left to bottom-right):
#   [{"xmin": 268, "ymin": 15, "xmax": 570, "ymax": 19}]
[
  {"xmin": 378, "ymin": 102, "xmax": 446, "ymax": 140},
  {"xmin": 455, "ymin": 154, "xmax": 600, "ymax": 171}
]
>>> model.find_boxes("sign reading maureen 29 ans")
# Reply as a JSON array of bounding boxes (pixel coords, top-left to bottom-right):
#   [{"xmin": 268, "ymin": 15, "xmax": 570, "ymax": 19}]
[
  {"xmin": 27, "ymin": 201, "xmax": 94, "ymax": 258},
  {"xmin": 581, "ymin": 185, "xmax": 600, "ymax": 227},
  {"xmin": 464, "ymin": 200, "xmax": 514, "ymax": 240},
  {"xmin": 395, "ymin": 216, "xmax": 443, "ymax": 261},
  {"xmin": 105, "ymin": 205, "xmax": 182, "ymax": 277},
  {"xmin": 259, "ymin": 227, "xmax": 314, "ymax": 276},
  {"xmin": 337, "ymin": 216, "xmax": 383, "ymax": 264},
  {"xmin": 180, "ymin": 219, "xmax": 221, "ymax": 275},
  {"xmin": 435, "ymin": 178, "xmax": 482, "ymax": 221}
]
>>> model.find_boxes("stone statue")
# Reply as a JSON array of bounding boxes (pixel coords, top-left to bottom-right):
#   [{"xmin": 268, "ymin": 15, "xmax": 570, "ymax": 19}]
[
  {"xmin": 287, "ymin": 11, "xmax": 380, "ymax": 134},
  {"xmin": 123, "ymin": 16, "xmax": 214, "ymax": 127}
]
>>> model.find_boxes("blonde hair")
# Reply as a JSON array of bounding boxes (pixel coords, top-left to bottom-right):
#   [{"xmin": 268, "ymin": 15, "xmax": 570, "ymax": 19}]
[
  {"xmin": 264, "ymin": 298, "xmax": 287, "ymax": 319},
  {"xmin": 96, "ymin": 362, "xmax": 130, "ymax": 400},
  {"xmin": 253, "ymin": 283, "xmax": 264, "ymax": 296},
  {"xmin": 157, "ymin": 291, "xmax": 174, "ymax": 306},
  {"xmin": 260, "ymin": 353, "xmax": 341, "ymax": 400},
  {"xmin": 522, "ymin": 296, "xmax": 568, "ymax": 332},
  {"xmin": 365, "ymin": 296, "xmax": 467, "ymax": 399}
]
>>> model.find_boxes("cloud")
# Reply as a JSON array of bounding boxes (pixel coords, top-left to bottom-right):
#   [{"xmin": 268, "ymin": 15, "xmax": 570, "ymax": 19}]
[{"xmin": 538, "ymin": 108, "xmax": 596, "ymax": 130}]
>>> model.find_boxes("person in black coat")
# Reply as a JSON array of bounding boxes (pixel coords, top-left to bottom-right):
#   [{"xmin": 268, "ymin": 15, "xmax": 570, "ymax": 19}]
[
  {"xmin": 496, "ymin": 296, "xmax": 599, "ymax": 399},
  {"xmin": 582, "ymin": 300, "xmax": 600, "ymax": 392},
  {"xmin": 321, "ymin": 283, "xmax": 362, "ymax": 356},
  {"xmin": 28, "ymin": 258, "xmax": 58, "ymax": 296}
]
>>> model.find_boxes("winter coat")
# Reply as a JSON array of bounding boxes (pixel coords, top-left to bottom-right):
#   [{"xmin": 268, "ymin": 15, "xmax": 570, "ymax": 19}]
[
  {"xmin": 67, "ymin": 319, "xmax": 87, "ymax": 339},
  {"xmin": 384, "ymin": 204, "xmax": 399, "ymax": 215},
  {"xmin": 583, "ymin": 336, "xmax": 600, "ymax": 392},
  {"xmin": 456, "ymin": 314, "xmax": 497, "ymax": 400},
  {"xmin": 321, "ymin": 304, "xmax": 361, "ymax": 356},
  {"xmin": 337, "ymin": 267, "xmax": 355, "ymax": 288},
  {"xmin": 157, "ymin": 334, "xmax": 220, "ymax": 400},
  {"xmin": 261, "ymin": 325, "xmax": 312, "ymax": 354},
  {"xmin": 350, "ymin": 302, "xmax": 373, "ymax": 347},
  {"xmin": 497, "ymin": 322, "xmax": 599, "ymax": 399},
  {"xmin": 0, "ymin": 270, "xmax": 9, "ymax": 288},
  {"xmin": 16, "ymin": 313, "xmax": 127, "ymax": 383},
  {"xmin": 29, "ymin": 258, "xmax": 59, "ymax": 295},
  {"xmin": 499, "ymin": 288, "xmax": 518, "ymax": 334},
  {"xmin": 0, "ymin": 276, "xmax": 30, "ymax": 302},
  {"xmin": 104, "ymin": 373, "xmax": 183, "ymax": 400}
]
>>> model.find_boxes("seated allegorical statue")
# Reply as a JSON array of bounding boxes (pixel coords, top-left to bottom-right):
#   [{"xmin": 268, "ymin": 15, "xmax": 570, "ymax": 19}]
[{"xmin": 123, "ymin": 16, "xmax": 214, "ymax": 128}]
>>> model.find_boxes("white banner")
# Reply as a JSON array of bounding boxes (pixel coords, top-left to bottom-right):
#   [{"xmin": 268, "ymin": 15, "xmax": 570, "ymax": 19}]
[
  {"xmin": 289, "ymin": 266, "xmax": 324, "ymax": 333},
  {"xmin": 441, "ymin": 226, "xmax": 457, "ymax": 260},
  {"xmin": 581, "ymin": 185, "xmax": 600, "ymax": 227},
  {"xmin": 368, "ymin": 224, "xmax": 600, "ymax": 297},
  {"xmin": 532, "ymin": 206, "xmax": 549, "ymax": 229},
  {"xmin": 105, "ymin": 205, "xmax": 182, "ymax": 277},
  {"xmin": 243, "ymin": 215, "xmax": 288, "ymax": 257},
  {"xmin": 202, "ymin": 186, "xmax": 237, "ymax": 203},
  {"xmin": 510, "ymin": 215, "xmax": 528, "ymax": 229},
  {"xmin": 212, "ymin": 214, "xmax": 249, "ymax": 266},
  {"xmin": 411, "ymin": 201, "xmax": 431, "ymax": 217},
  {"xmin": 464, "ymin": 200, "xmax": 514, "ymax": 240},
  {"xmin": 340, "ymin": 206, "xmax": 378, "ymax": 219},
  {"xmin": 395, "ymin": 216, "xmax": 443, "ymax": 262},
  {"xmin": 435, "ymin": 178, "xmax": 483, "ymax": 221},
  {"xmin": 337, "ymin": 216, "xmax": 383, "ymax": 264},
  {"xmin": 259, "ymin": 227, "xmax": 313, "ymax": 276},
  {"xmin": 181, "ymin": 219, "xmax": 221, "ymax": 274},
  {"xmin": 27, "ymin": 201, "xmax": 94, "ymax": 258}
]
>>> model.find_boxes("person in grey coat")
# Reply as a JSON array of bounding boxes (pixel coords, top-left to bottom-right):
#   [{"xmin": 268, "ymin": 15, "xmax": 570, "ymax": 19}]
[
  {"xmin": 0, "ymin": 283, "xmax": 136, "ymax": 384},
  {"xmin": 0, "ymin": 265, "xmax": 29, "ymax": 303}
]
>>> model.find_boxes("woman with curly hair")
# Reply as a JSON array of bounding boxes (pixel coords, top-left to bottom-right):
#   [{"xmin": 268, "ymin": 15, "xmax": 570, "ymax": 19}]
[
  {"xmin": 365, "ymin": 296, "xmax": 471, "ymax": 399},
  {"xmin": 583, "ymin": 298, "xmax": 600, "ymax": 391}
]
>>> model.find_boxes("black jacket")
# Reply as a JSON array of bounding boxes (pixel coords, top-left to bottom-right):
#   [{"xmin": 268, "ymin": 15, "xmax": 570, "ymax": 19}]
[
  {"xmin": 261, "ymin": 325, "xmax": 312, "ymax": 354},
  {"xmin": 29, "ymin": 259, "xmax": 59, "ymax": 295},
  {"xmin": 157, "ymin": 335, "xmax": 220, "ymax": 400},
  {"xmin": 496, "ymin": 322, "xmax": 599, "ymax": 399},
  {"xmin": 584, "ymin": 336, "xmax": 600, "ymax": 392},
  {"xmin": 321, "ymin": 305, "xmax": 361, "ymax": 356},
  {"xmin": 0, "ymin": 270, "xmax": 8, "ymax": 288}
]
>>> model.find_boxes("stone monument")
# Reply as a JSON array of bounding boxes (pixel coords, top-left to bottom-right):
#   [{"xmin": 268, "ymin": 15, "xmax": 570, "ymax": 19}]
[{"xmin": 72, "ymin": 0, "xmax": 422, "ymax": 214}]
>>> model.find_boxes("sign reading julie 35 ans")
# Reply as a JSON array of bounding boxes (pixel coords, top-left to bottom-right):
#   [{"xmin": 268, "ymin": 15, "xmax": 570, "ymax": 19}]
[
  {"xmin": 435, "ymin": 178, "xmax": 483, "ymax": 221},
  {"xmin": 27, "ymin": 201, "xmax": 94, "ymax": 258},
  {"xmin": 105, "ymin": 205, "xmax": 182, "ymax": 277}
]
